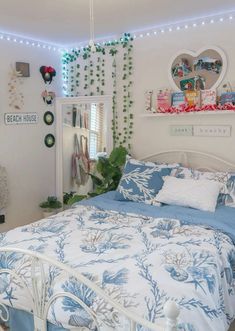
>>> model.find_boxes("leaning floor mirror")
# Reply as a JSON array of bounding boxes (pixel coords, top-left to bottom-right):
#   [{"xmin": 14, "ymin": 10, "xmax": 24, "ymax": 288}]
[{"xmin": 55, "ymin": 96, "xmax": 112, "ymax": 205}]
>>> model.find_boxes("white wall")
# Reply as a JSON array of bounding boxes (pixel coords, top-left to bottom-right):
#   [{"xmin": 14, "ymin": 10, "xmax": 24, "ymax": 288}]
[
  {"xmin": 131, "ymin": 20, "xmax": 235, "ymax": 163},
  {"xmin": 0, "ymin": 40, "xmax": 62, "ymax": 232},
  {"xmin": 2, "ymin": 19, "xmax": 235, "ymax": 232}
]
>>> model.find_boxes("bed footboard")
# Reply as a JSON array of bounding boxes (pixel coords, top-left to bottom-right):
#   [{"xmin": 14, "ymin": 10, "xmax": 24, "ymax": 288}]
[{"xmin": 0, "ymin": 247, "xmax": 180, "ymax": 331}]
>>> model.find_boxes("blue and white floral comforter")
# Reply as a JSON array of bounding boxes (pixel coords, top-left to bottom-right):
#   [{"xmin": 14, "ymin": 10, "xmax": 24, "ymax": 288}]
[{"xmin": 0, "ymin": 200, "xmax": 235, "ymax": 331}]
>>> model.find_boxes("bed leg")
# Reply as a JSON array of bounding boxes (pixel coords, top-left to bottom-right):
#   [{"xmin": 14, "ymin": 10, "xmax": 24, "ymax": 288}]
[{"xmin": 163, "ymin": 301, "xmax": 180, "ymax": 331}]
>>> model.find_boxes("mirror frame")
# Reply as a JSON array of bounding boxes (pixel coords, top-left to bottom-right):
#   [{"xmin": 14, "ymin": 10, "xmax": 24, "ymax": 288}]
[{"xmin": 55, "ymin": 95, "xmax": 113, "ymax": 202}]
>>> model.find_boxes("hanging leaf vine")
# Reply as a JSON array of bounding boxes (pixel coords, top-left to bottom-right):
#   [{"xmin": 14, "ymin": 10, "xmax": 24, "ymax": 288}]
[{"xmin": 62, "ymin": 33, "xmax": 134, "ymax": 150}]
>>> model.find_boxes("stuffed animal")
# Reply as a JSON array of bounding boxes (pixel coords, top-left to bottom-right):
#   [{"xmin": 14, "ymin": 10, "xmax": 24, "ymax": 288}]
[{"xmin": 40, "ymin": 66, "xmax": 56, "ymax": 84}]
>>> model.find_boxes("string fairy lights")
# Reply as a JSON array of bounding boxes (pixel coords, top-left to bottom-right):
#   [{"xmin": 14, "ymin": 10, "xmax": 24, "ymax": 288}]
[
  {"xmin": 0, "ymin": 10, "xmax": 234, "ymax": 53},
  {"xmin": 0, "ymin": 32, "xmax": 63, "ymax": 52}
]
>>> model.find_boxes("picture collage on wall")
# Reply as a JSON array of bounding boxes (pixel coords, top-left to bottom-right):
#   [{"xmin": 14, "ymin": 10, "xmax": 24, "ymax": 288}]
[
  {"xmin": 40, "ymin": 66, "xmax": 56, "ymax": 148},
  {"xmin": 171, "ymin": 49, "xmax": 223, "ymax": 91},
  {"xmin": 144, "ymin": 46, "xmax": 235, "ymax": 114}
]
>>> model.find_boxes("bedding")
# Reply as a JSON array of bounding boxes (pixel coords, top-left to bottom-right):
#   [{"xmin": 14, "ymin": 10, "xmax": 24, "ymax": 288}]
[
  {"xmin": 115, "ymin": 157, "xmax": 173, "ymax": 204},
  {"xmin": 171, "ymin": 167, "xmax": 235, "ymax": 207},
  {"xmin": 0, "ymin": 192, "xmax": 235, "ymax": 331},
  {"xmin": 154, "ymin": 176, "xmax": 222, "ymax": 212}
]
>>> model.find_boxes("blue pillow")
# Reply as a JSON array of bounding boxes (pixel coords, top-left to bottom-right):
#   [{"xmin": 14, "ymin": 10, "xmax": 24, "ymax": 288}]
[{"xmin": 115, "ymin": 160, "xmax": 170, "ymax": 204}]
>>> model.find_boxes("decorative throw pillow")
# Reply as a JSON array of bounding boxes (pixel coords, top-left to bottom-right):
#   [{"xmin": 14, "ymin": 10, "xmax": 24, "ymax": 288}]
[
  {"xmin": 115, "ymin": 158, "xmax": 171, "ymax": 204},
  {"xmin": 171, "ymin": 167, "xmax": 230, "ymax": 194},
  {"xmin": 222, "ymin": 174, "xmax": 235, "ymax": 207},
  {"xmin": 154, "ymin": 176, "xmax": 222, "ymax": 212}
]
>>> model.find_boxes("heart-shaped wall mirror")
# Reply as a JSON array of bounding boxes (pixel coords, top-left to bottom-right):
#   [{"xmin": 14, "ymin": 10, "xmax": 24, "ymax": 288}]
[{"xmin": 169, "ymin": 46, "xmax": 227, "ymax": 91}]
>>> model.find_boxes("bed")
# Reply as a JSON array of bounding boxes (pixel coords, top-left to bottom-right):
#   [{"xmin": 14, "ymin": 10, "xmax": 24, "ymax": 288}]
[{"xmin": 0, "ymin": 150, "xmax": 235, "ymax": 331}]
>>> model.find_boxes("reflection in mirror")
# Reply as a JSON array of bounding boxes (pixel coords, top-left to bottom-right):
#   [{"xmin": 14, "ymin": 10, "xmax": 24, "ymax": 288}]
[{"xmin": 62, "ymin": 102, "xmax": 105, "ymax": 201}]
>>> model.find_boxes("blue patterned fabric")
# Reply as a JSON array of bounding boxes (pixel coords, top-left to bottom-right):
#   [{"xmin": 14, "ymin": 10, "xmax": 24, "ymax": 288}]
[
  {"xmin": 0, "ymin": 193, "xmax": 235, "ymax": 331},
  {"xmin": 81, "ymin": 191, "xmax": 235, "ymax": 242},
  {"xmin": 222, "ymin": 174, "xmax": 235, "ymax": 207},
  {"xmin": 115, "ymin": 159, "xmax": 170, "ymax": 203},
  {"xmin": 4, "ymin": 307, "xmax": 68, "ymax": 331}
]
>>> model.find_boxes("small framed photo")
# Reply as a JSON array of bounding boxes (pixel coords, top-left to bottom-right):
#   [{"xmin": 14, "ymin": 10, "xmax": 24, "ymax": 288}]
[{"xmin": 16, "ymin": 62, "xmax": 30, "ymax": 77}]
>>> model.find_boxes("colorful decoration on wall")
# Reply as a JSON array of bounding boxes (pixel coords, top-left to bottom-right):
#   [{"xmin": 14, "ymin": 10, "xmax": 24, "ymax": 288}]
[
  {"xmin": 4, "ymin": 112, "xmax": 38, "ymax": 125},
  {"xmin": 169, "ymin": 46, "xmax": 227, "ymax": 92},
  {"xmin": 16, "ymin": 62, "xmax": 30, "ymax": 77},
  {"xmin": 62, "ymin": 33, "xmax": 134, "ymax": 150},
  {"xmin": 41, "ymin": 90, "xmax": 56, "ymax": 105},
  {"xmin": 39, "ymin": 66, "xmax": 56, "ymax": 84},
  {"xmin": 44, "ymin": 134, "xmax": 55, "ymax": 147},
  {"xmin": 43, "ymin": 111, "xmax": 54, "ymax": 125},
  {"xmin": 8, "ymin": 66, "xmax": 25, "ymax": 110}
]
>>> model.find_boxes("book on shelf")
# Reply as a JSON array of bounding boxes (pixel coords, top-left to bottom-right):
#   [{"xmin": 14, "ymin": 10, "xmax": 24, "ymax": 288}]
[
  {"xmin": 201, "ymin": 89, "xmax": 216, "ymax": 106},
  {"xmin": 157, "ymin": 89, "xmax": 171, "ymax": 111},
  {"xmin": 172, "ymin": 92, "xmax": 187, "ymax": 108},
  {"xmin": 185, "ymin": 90, "xmax": 200, "ymax": 107}
]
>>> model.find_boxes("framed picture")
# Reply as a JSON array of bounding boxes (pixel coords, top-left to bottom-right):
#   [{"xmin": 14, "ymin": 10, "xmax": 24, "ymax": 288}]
[
  {"xmin": 169, "ymin": 46, "xmax": 227, "ymax": 91},
  {"xmin": 16, "ymin": 62, "xmax": 30, "ymax": 77}
]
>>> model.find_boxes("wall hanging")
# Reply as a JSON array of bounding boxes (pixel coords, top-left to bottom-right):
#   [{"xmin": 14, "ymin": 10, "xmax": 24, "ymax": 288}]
[
  {"xmin": 16, "ymin": 62, "xmax": 30, "ymax": 77},
  {"xmin": 169, "ymin": 46, "xmax": 227, "ymax": 91},
  {"xmin": 43, "ymin": 111, "xmax": 54, "ymax": 125},
  {"xmin": 40, "ymin": 66, "xmax": 56, "ymax": 84},
  {"xmin": 41, "ymin": 90, "xmax": 56, "ymax": 105},
  {"xmin": 4, "ymin": 112, "xmax": 38, "ymax": 125},
  {"xmin": 44, "ymin": 134, "xmax": 55, "ymax": 148},
  {"xmin": 8, "ymin": 66, "xmax": 24, "ymax": 110}
]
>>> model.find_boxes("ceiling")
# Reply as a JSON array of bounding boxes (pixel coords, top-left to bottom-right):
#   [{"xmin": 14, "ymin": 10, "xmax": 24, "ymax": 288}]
[{"xmin": 0, "ymin": 0, "xmax": 235, "ymax": 45}]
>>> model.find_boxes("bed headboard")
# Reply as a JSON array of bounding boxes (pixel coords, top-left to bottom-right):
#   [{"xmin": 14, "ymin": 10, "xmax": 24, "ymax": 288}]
[{"xmin": 141, "ymin": 150, "xmax": 235, "ymax": 172}]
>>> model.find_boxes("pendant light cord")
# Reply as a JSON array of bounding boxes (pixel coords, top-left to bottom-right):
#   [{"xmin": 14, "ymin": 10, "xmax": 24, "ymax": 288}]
[{"xmin": 90, "ymin": 0, "xmax": 95, "ymax": 42}]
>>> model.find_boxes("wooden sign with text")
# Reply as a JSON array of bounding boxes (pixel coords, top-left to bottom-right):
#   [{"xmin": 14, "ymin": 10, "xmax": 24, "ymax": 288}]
[{"xmin": 4, "ymin": 113, "xmax": 38, "ymax": 125}]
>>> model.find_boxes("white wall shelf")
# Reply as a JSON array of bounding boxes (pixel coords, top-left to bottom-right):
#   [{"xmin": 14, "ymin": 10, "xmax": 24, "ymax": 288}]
[{"xmin": 140, "ymin": 110, "xmax": 235, "ymax": 117}]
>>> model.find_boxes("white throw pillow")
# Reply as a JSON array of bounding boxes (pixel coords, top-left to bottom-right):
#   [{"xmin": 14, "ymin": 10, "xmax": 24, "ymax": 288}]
[{"xmin": 154, "ymin": 176, "xmax": 222, "ymax": 212}]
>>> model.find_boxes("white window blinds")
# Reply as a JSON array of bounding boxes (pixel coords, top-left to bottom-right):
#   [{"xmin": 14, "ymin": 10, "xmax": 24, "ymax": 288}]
[{"xmin": 89, "ymin": 103, "xmax": 104, "ymax": 159}]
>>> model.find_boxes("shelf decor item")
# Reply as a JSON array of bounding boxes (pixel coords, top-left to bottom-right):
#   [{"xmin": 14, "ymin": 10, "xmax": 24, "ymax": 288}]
[
  {"xmin": 220, "ymin": 92, "xmax": 235, "ymax": 105},
  {"xmin": 172, "ymin": 92, "xmax": 186, "ymax": 108},
  {"xmin": 43, "ymin": 111, "xmax": 54, "ymax": 125},
  {"xmin": 185, "ymin": 90, "xmax": 200, "ymax": 107},
  {"xmin": 44, "ymin": 134, "xmax": 55, "ymax": 148},
  {"xmin": 201, "ymin": 89, "xmax": 217, "ymax": 107},
  {"xmin": 157, "ymin": 89, "xmax": 171, "ymax": 112},
  {"xmin": 144, "ymin": 90, "xmax": 153, "ymax": 112}
]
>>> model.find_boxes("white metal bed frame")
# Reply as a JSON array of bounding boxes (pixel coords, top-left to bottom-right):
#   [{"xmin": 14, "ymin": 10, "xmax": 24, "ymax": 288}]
[{"xmin": 1, "ymin": 150, "xmax": 235, "ymax": 331}]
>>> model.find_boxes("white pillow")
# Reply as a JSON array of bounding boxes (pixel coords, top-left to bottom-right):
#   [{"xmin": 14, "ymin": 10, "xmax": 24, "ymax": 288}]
[{"xmin": 154, "ymin": 176, "xmax": 222, "ymax": 212}]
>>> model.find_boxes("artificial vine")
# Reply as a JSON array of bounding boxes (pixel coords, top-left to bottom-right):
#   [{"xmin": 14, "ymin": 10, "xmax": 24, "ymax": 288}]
[{"xmin": 62, "ymin": 33, "xmax": 134, "ymax": 150}]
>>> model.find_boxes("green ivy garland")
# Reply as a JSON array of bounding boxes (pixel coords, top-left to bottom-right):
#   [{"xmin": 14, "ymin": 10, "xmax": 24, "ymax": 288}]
[{"xmin": 62, "ymin": 33, "xmax": 134, "ymax": 149}]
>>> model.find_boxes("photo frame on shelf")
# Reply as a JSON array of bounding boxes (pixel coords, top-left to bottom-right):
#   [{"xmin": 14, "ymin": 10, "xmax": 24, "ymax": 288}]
[{"xmin": 168, "ymin": 46, "xmax": 227, "ymax": 91}]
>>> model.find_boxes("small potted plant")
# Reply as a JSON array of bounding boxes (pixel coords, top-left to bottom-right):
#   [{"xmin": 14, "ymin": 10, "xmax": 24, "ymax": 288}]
[
  {"xmin": 39, "ymin": 196, "xmax": 62, "ymax": 218},
  {"xmin": 63, "ymin": 192, "xmax": 87, "ymax": 209}
]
